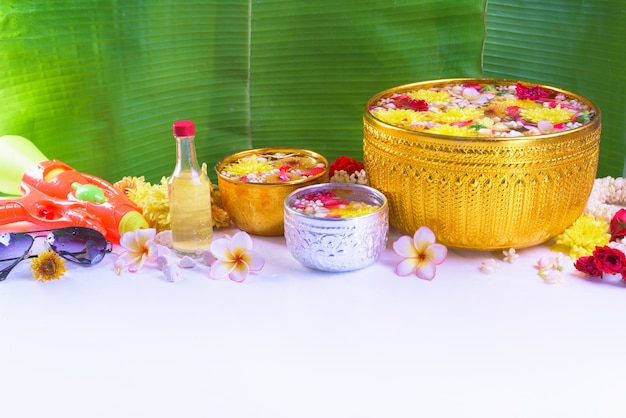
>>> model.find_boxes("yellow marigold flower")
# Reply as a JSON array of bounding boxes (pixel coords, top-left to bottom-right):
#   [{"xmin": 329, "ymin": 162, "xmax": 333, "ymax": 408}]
[
  {"xmin": 30, "ymin": 250, "xmax": 68, "ymax": 282},
  {"xmin": 113, "ymin": 176, "xmax": 146, "ymax": 194},
  {"xmin": 429, "ymin": 107, "xmax": 483, "ymax": 123},
  {"xmin": 493, "ymin": 97, "xmax": 543, "ymax": 110},
  {"xmin": 521, "ymin": 105, "xmax": 575, "ymax": 124},
  {"xmin": 552, "ymin": 214, "xmax": 610, "ymax": 259},
  {"xmin": 427, "ymin": 124, "xmax": 474, "ymax": 137},
  {"xmin": 221, "ymin": 155, "xmax": 275, "ymax": 177},
  {"xmin": 371, "ymin": 108, "xmax": 422, "ymax": 126},
  {"xmin": 408, "ymin": 89, "xmax": 450, "ymax": 103},
  {"xmin": 128, "ymin": 177, "xmax": 171, "ymax": 232}
]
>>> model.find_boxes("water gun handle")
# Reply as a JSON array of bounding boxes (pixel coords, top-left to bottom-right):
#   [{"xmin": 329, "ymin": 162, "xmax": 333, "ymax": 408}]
[
  {"xmin": 0, "ymin": 199, "xmax": 30, "ymax": 224},
  {"xmin": 0, "ymin": 187, "xmax": 109, "ymax": 237}
]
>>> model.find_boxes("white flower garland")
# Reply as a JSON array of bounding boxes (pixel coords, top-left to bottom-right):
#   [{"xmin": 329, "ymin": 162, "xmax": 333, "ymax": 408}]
[
  {"xmin": 583, "ymin": 177, "xmax": 626, "ymax": 223},
  {"xmin": 329, "ymin": 169, "xmax": 369, "ymax": 185}
]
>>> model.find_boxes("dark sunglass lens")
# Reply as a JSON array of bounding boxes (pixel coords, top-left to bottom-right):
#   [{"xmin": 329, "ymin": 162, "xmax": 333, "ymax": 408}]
[
  {"xmin": 47, "ymin": 227, "xmax": 109, "ymax": 265},
  {"xmin": 0, "ymin": 233, "xmax": 34, "ymax": 280}
]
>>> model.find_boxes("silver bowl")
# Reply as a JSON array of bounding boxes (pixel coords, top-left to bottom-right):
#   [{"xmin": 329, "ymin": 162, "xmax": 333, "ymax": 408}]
[{"xmin": 284, "ymin": 183, "xmax": 389, "ymax": 272}]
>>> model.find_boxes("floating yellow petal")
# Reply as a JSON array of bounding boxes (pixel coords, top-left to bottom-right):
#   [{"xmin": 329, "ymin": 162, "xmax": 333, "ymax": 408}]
[
  {"xmin": 221, "ymin": 155, "xmax": 275, "ymax": 177},
  {"xmin": 521, "ymin": 105, "xmax": 575, "ymax": 124},
  {"xmin": 407, "ymin": 89, "xmax": 450, "ymax": 103},
  {"xmin": 427, "ymin": 124, "xmax": 475, "ymax": 137}
]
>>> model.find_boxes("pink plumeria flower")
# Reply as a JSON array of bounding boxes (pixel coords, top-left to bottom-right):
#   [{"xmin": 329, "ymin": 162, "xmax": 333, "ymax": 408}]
[
  {"xmin": 114, "ymin": 228, "xmax": 158, "ymax": 274},
  {"xmin": 209, "ymin": 231, "xmax": 265, "ymax": 282},
  {"xmin": 392, "ymin": 226, "xmax": 447, "ymax": 280}
]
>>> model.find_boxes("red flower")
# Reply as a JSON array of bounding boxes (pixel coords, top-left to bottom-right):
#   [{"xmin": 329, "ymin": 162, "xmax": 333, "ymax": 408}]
[
  {"xmin": 393, "ymin": 95, "xmax": 428, "ymax": 111},
  {"xmin": 609, "ymin": 208, "xmax": 626, "ymax": 241},
  {"xmin": 592, "ymin": 246, "xmax": 626, "ymax": 275},
  {"xmin": 515, "ymin": 83, "xmax": 550, "ymax": 101},
  {"xmin": 329, "ymin": 156, "xmax": 364, "ymax": 176},
  {"xmin": 574, "ymin": 256, "xmax": 603, "ymax": 278}
]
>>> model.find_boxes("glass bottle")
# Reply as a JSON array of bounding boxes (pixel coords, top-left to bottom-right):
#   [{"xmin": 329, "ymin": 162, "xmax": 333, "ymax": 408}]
[{"xmin": 168, "ymin": 120, "xmax": 213, "ymax": 258}]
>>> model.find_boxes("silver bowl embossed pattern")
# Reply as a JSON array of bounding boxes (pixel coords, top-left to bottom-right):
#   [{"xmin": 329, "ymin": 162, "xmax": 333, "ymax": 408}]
[{"xmin": 284, "ymin": 183, "xmax": 389, "ymax": 272}]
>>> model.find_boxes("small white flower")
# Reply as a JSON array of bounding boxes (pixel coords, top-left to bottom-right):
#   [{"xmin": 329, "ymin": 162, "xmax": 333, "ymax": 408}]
[
  {"xmin": 503, "ymin": 248, "xmax": 519, "ymax": 264},
  {"xmin": 536, "ymin": 254, "xmax": 564, "ymax": 273},
  {"xmin": 480, "ymin": 258, "xmax": 499, "ymax": 274},
  {"xmin": 608, "ymin": 239, "xmax": 626, "ymax": 254},
  {"xmin": 536, "ymin": 254, "xmax": 564, "ymax": 284},
  {"xmin": 542, "ymin": 269, "xmax": 562, "ymax": 284}
]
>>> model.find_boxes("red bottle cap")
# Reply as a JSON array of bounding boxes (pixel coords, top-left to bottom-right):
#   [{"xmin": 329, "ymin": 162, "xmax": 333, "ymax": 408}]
[{"xmin": 173, "ymin": 120, "xmax": 195, "ymax": 137}]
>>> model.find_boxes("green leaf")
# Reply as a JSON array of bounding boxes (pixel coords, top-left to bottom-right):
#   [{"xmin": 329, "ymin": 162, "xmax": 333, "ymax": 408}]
[
  {"xmin": 483, "ymin": 0, "xmax": 626, "ymax": 177},
  {"xmin": 0, "ymin": 0, "xmax": 485, "ymax": 185}
]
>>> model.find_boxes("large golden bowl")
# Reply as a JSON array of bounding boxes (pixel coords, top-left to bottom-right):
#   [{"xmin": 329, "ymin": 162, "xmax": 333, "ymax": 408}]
[
  {"xmin": 215, "ymin": 148, "xmax": 329, "ymax": 236},
  {"xmin": 363, "ymin": 78, "xmax": 601, "ymax": 250}
]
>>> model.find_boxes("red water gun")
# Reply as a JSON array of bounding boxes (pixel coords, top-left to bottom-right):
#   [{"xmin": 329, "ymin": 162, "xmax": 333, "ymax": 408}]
[{"xmin": 0, "ymin": 137, "xmax": 147, "ymax": 243}]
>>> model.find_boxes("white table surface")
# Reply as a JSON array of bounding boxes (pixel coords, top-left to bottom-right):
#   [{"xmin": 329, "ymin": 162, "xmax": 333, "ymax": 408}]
[{"xmin": 1, "ymin": 226, "xmax": 625, "ymax": 418}]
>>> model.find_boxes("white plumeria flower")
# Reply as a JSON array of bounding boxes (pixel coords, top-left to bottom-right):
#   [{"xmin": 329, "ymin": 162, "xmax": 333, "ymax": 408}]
[
  {"xmin": 392, "ymin": 226, "xmax": 448, "ymax": 281},
  {"xmin": 114, "ymin": 228, "xmax": 158, "ymax": 274},
  {"xmin": 209, "ymin": 231, "xmax": 265, "ymax": 282}
]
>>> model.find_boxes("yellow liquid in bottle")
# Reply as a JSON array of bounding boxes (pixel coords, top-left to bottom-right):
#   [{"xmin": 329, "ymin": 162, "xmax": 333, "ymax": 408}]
[{"xmin": 168, "ymin": 173, "xmax": 213, "ymax": 258}]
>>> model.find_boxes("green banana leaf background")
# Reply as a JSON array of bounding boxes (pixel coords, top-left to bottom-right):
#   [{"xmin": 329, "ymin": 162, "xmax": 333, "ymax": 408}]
[{"xmin": 0, "ymin": 0, "xmax": 624, "ymax": 190}]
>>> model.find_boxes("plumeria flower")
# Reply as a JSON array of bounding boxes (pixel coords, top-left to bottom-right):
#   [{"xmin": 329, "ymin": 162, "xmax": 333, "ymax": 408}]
[
  {"xmin": 209, "ymin": 231, "xmax": 265, "ymax": 282},
  {"xmin": 392, "ymin": 226, "xmax": 447, "ymax": 281},
  {"xmin": 114, "ymin": 228, "xmax": 158, "ymax": 274}
]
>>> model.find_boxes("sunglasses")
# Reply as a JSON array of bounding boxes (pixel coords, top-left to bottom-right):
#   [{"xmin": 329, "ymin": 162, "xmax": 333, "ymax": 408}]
[{"xmin": 0, "ymin": 226, "xmax": 113, "ymax": 281}]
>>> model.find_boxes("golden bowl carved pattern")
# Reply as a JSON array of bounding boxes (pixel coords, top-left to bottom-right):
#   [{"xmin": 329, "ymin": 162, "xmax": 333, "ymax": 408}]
[
  {"xmin": 215, "ymin": 148, "xmax": 329, "ymax": 236},
  {"xmin": 363, "ymin": 78, "xmax": 602, "ymax": 250}
]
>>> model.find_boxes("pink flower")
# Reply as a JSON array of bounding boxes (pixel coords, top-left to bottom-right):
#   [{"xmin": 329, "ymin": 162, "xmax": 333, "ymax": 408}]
[
  {"xmin": 392, "ymin": 226, "xmax": 448, "ymax": 280},
  {"xmin": 535, "ymin": 254, "xmax": 564, "ymax": 284},
  {"xmin": 209, "ymin": 231, "xmax": 265, "ymax": 282},
  {"xmin": 114, "ymin": 228, "xmax": 158, "ymax": 273},
  {"xmin": 515, "ymin": 83, "xmax": 550, "ymax": 101}
]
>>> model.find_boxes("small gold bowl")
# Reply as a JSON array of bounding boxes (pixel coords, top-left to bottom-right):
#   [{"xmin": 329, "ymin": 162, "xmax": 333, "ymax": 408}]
[
  {"xmin": 364, "ymin": 78, "xmax": 601, "ymax": 250},
  {"xmin": 215, "ymin": 148, "xmax": 329, "ymax": 236}
]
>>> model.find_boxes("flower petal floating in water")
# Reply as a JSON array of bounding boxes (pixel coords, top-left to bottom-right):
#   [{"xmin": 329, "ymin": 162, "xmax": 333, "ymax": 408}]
[
  {"xmin": 115, "ymin": 228, "xmax": 158, "ymax": 274},
  {"xmin": 392, "ymin": 226, "xmax": 447, "ymax": 281},
  {"xmin": 209, "ymin": 231, "xmax": 265, "ymax": 282}
]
